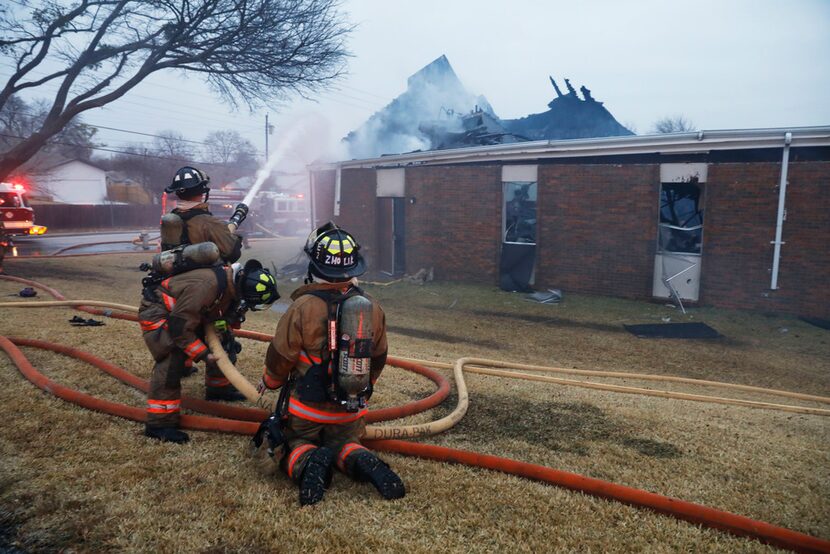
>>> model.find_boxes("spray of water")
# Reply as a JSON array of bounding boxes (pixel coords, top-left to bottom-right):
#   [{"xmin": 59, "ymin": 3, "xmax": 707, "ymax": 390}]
[{"xmin": 242, "ymin": 119, "xmax": 308, "ymax": 207}]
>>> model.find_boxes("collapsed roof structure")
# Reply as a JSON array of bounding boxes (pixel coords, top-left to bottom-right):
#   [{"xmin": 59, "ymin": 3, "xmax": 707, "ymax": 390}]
[
  {"xmin": 344, "ymin": 55, "xmax": 632, "ymax": 158},
  {"xmin": 503, "ymin": 77, "xmax": 633, "ymax": 140}
]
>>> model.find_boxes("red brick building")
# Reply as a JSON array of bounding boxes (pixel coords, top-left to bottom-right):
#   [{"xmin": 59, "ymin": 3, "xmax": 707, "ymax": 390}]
[{"xmin": 310, "ymin": 127, "xmax": 830, "ymax": 318}]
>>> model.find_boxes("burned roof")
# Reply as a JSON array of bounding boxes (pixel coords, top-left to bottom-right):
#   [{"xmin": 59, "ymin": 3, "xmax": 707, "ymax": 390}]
[{"xmin": 344, "ymin": 56, "xmax": 632, "ymax": 158}]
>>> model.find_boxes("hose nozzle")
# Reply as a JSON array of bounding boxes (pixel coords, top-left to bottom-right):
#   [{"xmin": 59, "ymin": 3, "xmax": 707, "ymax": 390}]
[{"xmin": 228, "ymin": 203, "xmax": 249, "ymax": 229}]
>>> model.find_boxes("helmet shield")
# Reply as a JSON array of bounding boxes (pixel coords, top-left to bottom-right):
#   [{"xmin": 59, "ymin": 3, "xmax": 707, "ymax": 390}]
[
  {"xmin": 304, "ymin": 222, "xmax": 366, "ymax": 281},
  {"xmin": 236, "ymin": 259, "xmax": 279, "ymax": 311},
  {"xmin": 165, "ymin": 166, "xmax": 211, "ymax": 197}
]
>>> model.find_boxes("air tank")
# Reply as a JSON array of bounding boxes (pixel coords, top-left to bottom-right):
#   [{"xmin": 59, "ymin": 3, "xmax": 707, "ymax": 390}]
[
  {"xmin": 152, "ymin": 242, "xmax": 220, "ymax": 276},
  {"xmin": 336, "ymin": 294, "xmax": 374, "ymax": 411},
  {"xmin": 160, "ymin": 213, "xmax": 184, "ymax": 250}
]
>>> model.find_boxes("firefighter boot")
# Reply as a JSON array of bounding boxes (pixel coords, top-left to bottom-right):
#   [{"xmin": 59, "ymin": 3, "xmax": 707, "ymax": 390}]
[
  {"xmin": 298, "ymin": 447, "xmax": 335, "ymax": 506},
  {"xmin": 349, "ymin": 450, "xmax": 405, "ymax": 500},
  {"xmin": 144, "ymin": 425, "xmax": 190, "ymax": 444},
  {"xmin": 205, "ymin": 386, "xmax": 246, "ymax": 402}
]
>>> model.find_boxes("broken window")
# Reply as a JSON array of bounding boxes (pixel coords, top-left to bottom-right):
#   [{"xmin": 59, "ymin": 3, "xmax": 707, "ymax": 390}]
[
  {"xmin": 503, "ymin": 181, "xmax": 537, "ymax": 244},
  {"xmin": 658, "ymin": 180, "xmax": 703, "ymax": 254}
]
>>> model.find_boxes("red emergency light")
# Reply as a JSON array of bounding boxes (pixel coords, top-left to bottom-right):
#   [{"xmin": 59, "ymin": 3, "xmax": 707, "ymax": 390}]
[
  {"xmin": 295, "ymin": 193, "xmax": 304, "ymax": 199},
  {"xmin": 12, "ymin": 183, "xmax": 25, "ymax": 191}
]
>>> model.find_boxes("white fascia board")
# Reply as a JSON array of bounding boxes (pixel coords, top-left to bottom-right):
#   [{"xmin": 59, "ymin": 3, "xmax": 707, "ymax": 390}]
[{"xmin": 323, "ymin": 126, "xmax": 830, "ymax": 170}]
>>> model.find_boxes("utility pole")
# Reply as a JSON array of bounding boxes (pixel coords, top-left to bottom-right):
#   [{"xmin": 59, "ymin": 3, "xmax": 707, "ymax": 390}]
[{"xmin": 265, "ymin": 114, "xmax": 275, "ymax": 161}]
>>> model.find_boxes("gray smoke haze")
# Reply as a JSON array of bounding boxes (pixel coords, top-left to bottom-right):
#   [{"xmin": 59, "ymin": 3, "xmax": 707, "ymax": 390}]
[{"xmin": 344, "ymin": 55, "xmax": 493, "ymax": 159}]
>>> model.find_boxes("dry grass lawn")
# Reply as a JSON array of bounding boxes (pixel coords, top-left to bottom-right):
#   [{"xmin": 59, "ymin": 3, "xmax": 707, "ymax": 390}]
[{"xmin": 0, "ymin": 239, "xmax": 828, "ymax": 553}]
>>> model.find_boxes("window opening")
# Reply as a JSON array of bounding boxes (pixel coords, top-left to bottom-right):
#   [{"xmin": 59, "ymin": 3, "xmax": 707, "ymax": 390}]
[
  {"xmin": 503, "ymin": 181, "xmax": 537, "ymax": 244},
  {"xmin": 658, "ymin": 179, "xmax": 703, "ymax": 255}
]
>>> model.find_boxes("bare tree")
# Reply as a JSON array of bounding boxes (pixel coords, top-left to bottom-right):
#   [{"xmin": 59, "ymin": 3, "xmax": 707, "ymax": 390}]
[
  {"xmin": 203, "ymin": 129, "xmax": 257, "ymax": 185},
  {"xmin": 203, "ymin": 130, "xmax": 256, "ymax": 166},
  {"xmin": 652, "ymin": 115, "xmax": 697, "ymax": 134},
  {"xmin": 0, "ymin": 95, "xmax": 98, "ymax": 172},
  {"xmin": 153, "ymin": 130, "xmax": 195, "ymax": 161},
  {"xmin": 0, "ymin": 0, "xmax": 350, "ymax": 181}
]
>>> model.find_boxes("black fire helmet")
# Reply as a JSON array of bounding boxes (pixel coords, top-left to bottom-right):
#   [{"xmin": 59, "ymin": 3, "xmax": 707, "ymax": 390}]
[
  {"xmin": 304, "ymin": 222, "xmax": 366, "ymax": 281},
  {"xmin": 235, "ymin": 259, "xmax": 279, "ymax": 311},
  {"xmin": 165, "ymin": 166, "xmax": 211, "ymax": 198}
]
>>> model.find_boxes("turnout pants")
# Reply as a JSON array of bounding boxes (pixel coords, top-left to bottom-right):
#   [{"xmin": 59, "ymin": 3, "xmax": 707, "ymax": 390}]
[
  {"xmin": 283, "ymin": 412, "xmax": 368, "ymax": 482},
  {"xmin": 143, "ymin": 326, "xmax": 234, "ymax": 428}
]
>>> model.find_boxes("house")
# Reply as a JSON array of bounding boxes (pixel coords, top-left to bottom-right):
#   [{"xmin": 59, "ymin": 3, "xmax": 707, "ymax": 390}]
[
  {"xmin": 32, "ymin": 159, "xmax": 109, "ymax": 204},
  {"xmin": 309, "ymin": 126, "xmax": 830, "ymax": 318}
]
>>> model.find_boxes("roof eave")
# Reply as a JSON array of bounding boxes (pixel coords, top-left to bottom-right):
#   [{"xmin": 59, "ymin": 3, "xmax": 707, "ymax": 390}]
[{"xmin": 314, "ymin": 126, "xmax": 830, "ymax": 170}]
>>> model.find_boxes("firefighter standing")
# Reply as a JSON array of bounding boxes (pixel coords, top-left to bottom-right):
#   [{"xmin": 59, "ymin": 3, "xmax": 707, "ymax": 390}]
[
  {"xmin": 139, "ymin": 260, "xmax": 278, "ymax": 443},
  {"xmin": 258, "ymin": 222, "xmax": 405, "ymax": 505},
  {"xmin": 162, "ymin": 166, "xmax": 242, "ymax": 263},
  {"xmin": 160, "ymin": 166, "xmax": 249, "ymax": 401}
]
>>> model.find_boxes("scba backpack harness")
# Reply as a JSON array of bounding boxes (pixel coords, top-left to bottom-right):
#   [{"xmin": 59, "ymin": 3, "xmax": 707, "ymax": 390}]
[
  {"xmin": 251, "ymin": 285, "xmax": 374, "ymax": 459},
  {"xmin": 299, "ymin": 285, "xmax": 375, "ymax": 413}
]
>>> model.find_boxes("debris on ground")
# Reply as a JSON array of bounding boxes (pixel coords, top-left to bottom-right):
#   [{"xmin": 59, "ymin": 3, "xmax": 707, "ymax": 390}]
[
  {"xmin": 525, "ymin": 289, "xmax": 562, "ymax": 304},
  {"xmin": 624, "ymin": 322, "xmax": 720, "ymax": 339},
  {"xmin": 69, "ymin": 316, "xmax": 105, "ymax": 327},
  {"xmin": 404, "ymin": 267, "xmax": 434, "ymax": 285},
  {"xmin": 18, "ymin": 287, "xmax": 36, "ymax": 297},
  {"xmin": 799, "ymin": 316, "xmax": 830, "ymax": 330}
]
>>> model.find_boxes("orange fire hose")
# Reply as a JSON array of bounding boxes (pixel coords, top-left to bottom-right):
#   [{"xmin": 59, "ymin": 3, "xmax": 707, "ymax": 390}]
[
  {"xmin": 1, "ymin": 335, "xmax": 828, "ymax": 553},
  {"xmin": 0, "ymin": 335, "xmax": 257, "ymax": 434},
  {"xmin": 50, "ymin": 240, "xmax": 150, "ymax": 256},
  {"xmin": 365, "ymin": 439, "xmax": 830, "ymax": 554},
  {"xmin": 8, "ymin": 336, "xmax": 450, "ymax": 425},
  {"xmin": 2, "ymin": 275, "xmax": 830, "ymax": 551}
]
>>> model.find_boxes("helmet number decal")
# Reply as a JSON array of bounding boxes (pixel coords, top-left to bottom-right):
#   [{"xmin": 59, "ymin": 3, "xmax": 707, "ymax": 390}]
[{"xmin": 324, "ymin": 254, "xmax": 354, "ymax": 266}]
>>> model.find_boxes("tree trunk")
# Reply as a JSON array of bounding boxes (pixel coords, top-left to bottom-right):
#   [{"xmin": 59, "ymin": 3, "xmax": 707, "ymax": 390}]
[{"xmin": 0, "ymin": 132, "xmax": 53, "ymax": 182}]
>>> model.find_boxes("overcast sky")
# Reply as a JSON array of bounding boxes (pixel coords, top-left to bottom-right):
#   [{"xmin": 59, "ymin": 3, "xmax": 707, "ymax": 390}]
[{"xmin": 11, "ymin": 0, "xmax": 830, "ymax": 164}]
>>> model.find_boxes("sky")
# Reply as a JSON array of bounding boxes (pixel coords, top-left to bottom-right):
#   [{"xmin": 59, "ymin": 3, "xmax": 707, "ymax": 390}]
[{"xmin": 5, "ymin": 0, "xmax": 830, "ymax": 165}]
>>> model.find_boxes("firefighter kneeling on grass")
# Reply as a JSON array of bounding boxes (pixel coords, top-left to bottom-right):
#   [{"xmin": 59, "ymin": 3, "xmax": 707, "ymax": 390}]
[
  {"xmin": 256, "ymin": 222, "xmax": 405, "ymax": 505},
  {"xmin": 139, "ymin": 260, "xmax": 278, "ymax": 443}
]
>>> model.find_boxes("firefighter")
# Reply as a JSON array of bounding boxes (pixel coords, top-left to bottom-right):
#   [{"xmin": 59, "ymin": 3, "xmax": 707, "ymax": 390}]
[
  {"xmin": 140, "ymin": 259, "xmax": 278, "ymax": 443},
  {"xmin": 162, "ymin": 166, "xmax": 242, "ymax": 263},
  {"xmin": 258, "ymin": 222, "xmax": 405, "ymax": 505}
]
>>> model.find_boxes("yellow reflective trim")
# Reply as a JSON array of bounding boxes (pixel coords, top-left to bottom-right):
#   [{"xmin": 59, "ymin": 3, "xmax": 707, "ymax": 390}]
[
  {"xmin": 255, "ymin": 283, "xmax": 266, "ymax": 292},
  {"xmin": 327, "ymin": 239, "xmax": 342, "ymax": 254}
]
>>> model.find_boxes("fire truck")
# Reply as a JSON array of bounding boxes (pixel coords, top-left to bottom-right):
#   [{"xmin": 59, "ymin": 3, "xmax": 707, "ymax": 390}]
[
  {"xmin": 0, "ymin": 181, "xmax": 47, "ymax": 236},
  {"xmin": 206, "ymin": 188, "xmax": 310, "ymax": 237}
]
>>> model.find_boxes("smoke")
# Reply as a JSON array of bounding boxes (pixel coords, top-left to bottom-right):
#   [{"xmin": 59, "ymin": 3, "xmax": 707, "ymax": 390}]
[
  {"xmin": 344, "ymin": 56, "xmax": 494, "ymax": 159},
  {"xmin": 244, "ymin": 113, "xmax": 332, "ymax": 204}
]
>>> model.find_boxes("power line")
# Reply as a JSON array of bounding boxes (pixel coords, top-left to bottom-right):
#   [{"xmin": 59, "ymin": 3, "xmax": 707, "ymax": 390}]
[
  {"xmin": 0, "ymin": 131, "xmax": 224, "ymax": 166},
  {"xmin": 0, "ymin": 61, "xmax": 379, "ymax": 124},
  {"xmin": 4, "ymin": 108, "xmax": 215, "ymax": 146},
  {"xmin": 0, "ymin": 65, "xmax": 266, "ymax": 133}
]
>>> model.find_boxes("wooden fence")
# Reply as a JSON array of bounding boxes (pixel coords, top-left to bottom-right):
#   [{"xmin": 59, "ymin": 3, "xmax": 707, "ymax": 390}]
[{"xmin": 33, "ymin": 204, "xmax": 161, "ymax": 230}]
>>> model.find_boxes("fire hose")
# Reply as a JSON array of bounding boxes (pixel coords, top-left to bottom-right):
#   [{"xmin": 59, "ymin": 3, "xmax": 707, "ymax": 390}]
[
  {"xmin": 1, "ymin": 277, "xmax": 830, "ymax": 552},
  {"xmin": 1, "ymin": 293, "xmax": 827, "ymax": 418}
]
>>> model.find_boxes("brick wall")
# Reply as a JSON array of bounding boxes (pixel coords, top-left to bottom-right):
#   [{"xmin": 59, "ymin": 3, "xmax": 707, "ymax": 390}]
[
  {"xmin": 703, "ymin": 161, "xmax": 830, "ymax": 317},
  {"xmin": 326, "ymin": 158, "xmax": 829, "ymax": 317},
  {"xmin": 404, "ymin": 165, "xmax": 502, "ymax": 283},
  {"xmin": 536, "ymin": 164, "xmax": 660, "ymax": 298}
]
